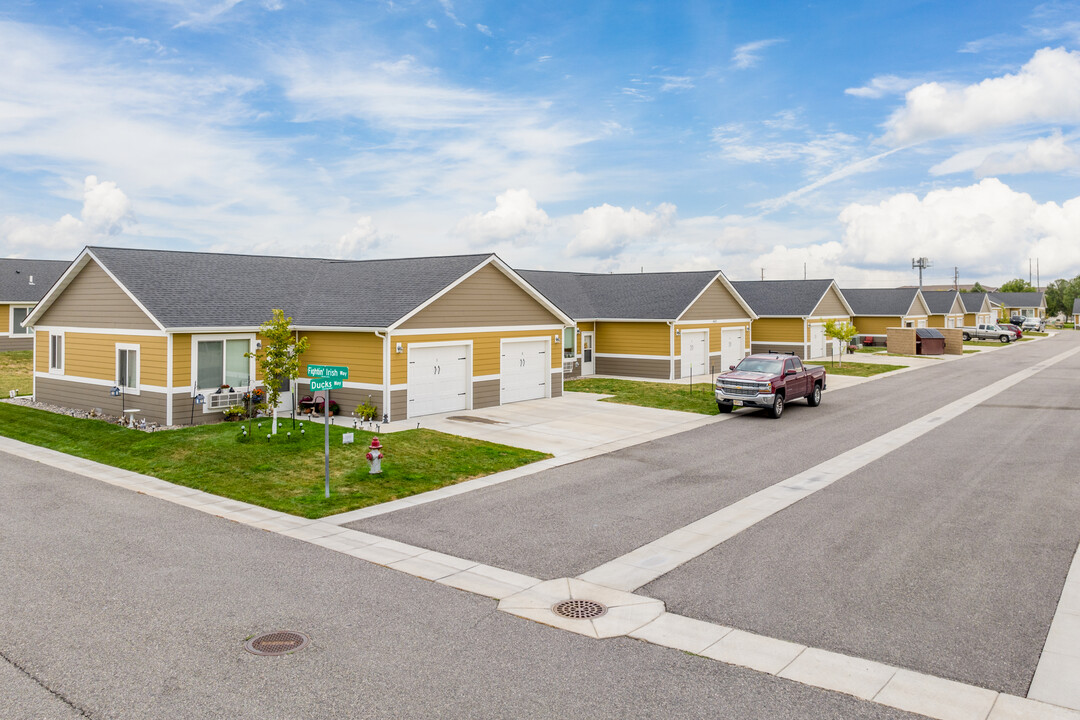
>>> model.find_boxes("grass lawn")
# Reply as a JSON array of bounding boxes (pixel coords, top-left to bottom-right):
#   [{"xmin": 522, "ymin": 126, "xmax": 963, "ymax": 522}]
[
  {"xmin": 1026, "ymin": 331, "xmax": 1049, "ymax": 337},
  {"xmin": 964, "ymin": 340, "xmax": 1012, "ymax": 347},
  {"xmin": 963, "ymin": 349, "xmax": 980, "ymax": 354},
  {"xmin": 854, "ymin": 346, "xmax": 886, "ymax": 353},
  {"xmin": 0, "ymin": 350, "xmax": 33, "ymax": 396},
  {"xmin": 822, "ymin": 361, "xmax": 907, "ymax": 377},
  {"xmin": 0, "ymin": 403, "xmax": 548, "ymax": 518},
  {"xmin": 565, "ymin": 377, "xmax": 719, "ymax": 415}
]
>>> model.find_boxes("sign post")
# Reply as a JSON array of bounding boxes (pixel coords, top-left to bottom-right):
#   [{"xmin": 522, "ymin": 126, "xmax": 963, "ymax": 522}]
[{"xmin": 307, "ymin": 365, "xmax": 349, "ymax": 499}]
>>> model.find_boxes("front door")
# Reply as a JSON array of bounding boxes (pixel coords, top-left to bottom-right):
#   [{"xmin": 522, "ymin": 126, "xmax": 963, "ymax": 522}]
[{"xmin": 581, "ymin": 332, "xmax": 595, "ymax": 376}]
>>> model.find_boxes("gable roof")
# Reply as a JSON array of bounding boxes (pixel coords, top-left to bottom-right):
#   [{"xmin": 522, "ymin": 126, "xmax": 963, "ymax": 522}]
[
  {"xmin": 729, "ymin": 279, "xmax": 849, "ymax": 317},
  {"xmin": 960, "ymin": 292, "xmax": 990, "ymax": 313},
  {"xmin": 518, "ymin": 269, "xmax": 755, "ymax": 320},
  {"xmin": 27, "ymin": 247, "xmax": 572, "ymax": 330},
  {"xmin": 1074, "ymin": 298, "xmax": 1080, "ymax": 315},
  {"xmin": 921, "ymin": 290, "xmax": 962, "ymax": 315},
  {"xmin": 0, "ymin": 258, "xmax": 70, "ymax": 303},
  {"xmin": 840, "ymin": 287, "xmax": 926, "ymax": 317},
  {"xmin": 990, "ymin": 291, "xmax": 1045, "ymax": 309}
]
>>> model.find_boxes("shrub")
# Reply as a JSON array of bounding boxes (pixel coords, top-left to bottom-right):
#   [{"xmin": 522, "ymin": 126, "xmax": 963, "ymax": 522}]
[{"xmin": 355, "ymin": 401, "xmax": 379, "ymax": 420}]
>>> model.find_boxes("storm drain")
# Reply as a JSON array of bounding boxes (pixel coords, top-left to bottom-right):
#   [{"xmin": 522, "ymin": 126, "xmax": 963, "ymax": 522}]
[
  {"xmin": 244, "ymin": 631, "xmax": 310, "ymax": 656},
  {"xmin": 551, "ymin": 599, "xmax": 607, "ymax": 619}
]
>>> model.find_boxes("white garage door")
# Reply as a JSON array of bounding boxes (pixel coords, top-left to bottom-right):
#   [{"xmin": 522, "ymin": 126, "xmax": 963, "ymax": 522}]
[
  {"xmin": 680, "ymin": 330, "xmax": 707, "ymax": 379},
  {"xmin": 501, "ymin": 340, "xmax": 548, "ymax": 404},
  {"xmin": 408, "ymin": 344, "xmax": 469, "ymax": 418},
  {"xmin": 809, "ymin": 324, "xmax": 825, "ymax": 359},
  {"xmin": 720, "ymin": 327, "xmax": 745, "ymax": 373}
]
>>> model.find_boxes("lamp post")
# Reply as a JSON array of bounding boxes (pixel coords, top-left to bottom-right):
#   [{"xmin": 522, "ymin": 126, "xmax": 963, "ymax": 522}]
[
  {"xmin": 190, "ymin": 393, "xmax": 204, "ymax": 425},
  {"xmin": 110, "ymin": 385, "xmax": 125, "ymax": 422}
]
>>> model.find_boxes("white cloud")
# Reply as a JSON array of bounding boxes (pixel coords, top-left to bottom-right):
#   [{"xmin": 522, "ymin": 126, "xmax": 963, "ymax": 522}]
[
  {"xmin": 335, "ymin": 216, "xmax": 384, "ymax": 258},
  {"xmin": 844, "ymin": 74, "xmax": 921, "ymax": 99},
  {"xmin": 976, "ymin": 131, "xmax": 1080, "ymax": 176},
  {"xmin": 438, "ymin": 0, "xmax": 465, "ymax": 28},
  {"xmin": 658, "ymin": 75, "xmax": 693, "ymax": 92},
  {"xmin": 1, "ymin": 175, "xmax": 133, "ymax": 253},
  {"xmin": 712, "ymin": 122, "xmax": 860, "ymax": 169},
  {"xmin": 476, "ymin": 23, "xmax": 492, "ymax": 37},
  {"xmin": 454, "ymin": 188, "xmax": 550, "ymax": 244},
  {"xmin": 565, "ymin": 202, "xmax": 676, "ymax": 258},
  {"xmin": 426, "ymin": 19, "xmax": 437, "ymax": 30},
  {"xmin": 731, "ymin": 38, "xmax": 784, "ymax": 69},
  {"xmin": 883, "ymin": 47, "xmax": 1080, "ymax": 145}
]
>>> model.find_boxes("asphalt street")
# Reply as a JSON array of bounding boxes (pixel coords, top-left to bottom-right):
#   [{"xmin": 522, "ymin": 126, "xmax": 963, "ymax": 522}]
[{"xmin": 0, "ymin": 453, "xmax": 921, "ymax": 719}]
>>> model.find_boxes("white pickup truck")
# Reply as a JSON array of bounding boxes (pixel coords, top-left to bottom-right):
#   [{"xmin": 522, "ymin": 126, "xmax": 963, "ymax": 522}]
[{"xmin": 961, "ymin": 324, "xmax": 1017, "ymax": 343}]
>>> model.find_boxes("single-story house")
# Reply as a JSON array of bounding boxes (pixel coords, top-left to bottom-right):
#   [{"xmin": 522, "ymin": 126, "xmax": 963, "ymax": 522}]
[
  {"xmin": 0, "ymin": 258, "xmax": 69, "ymax": 351},
  {"xmin": 842, "ymin": 288, "xmax": 932, "ymax": 341},
  {"xmin": 25, "ymin": 247, "xmax": 574, "ymax": 426},
  {"xmin": 730, "ymin": 279, "xmax": 854, "ymax": 359},
  {"xmin": 519, "ymin": 269, "xmax": 757, "ymax": 380},
  {"xmin": 1073, "ymin": 298, "xmax": 1080, "ymax": 327},
  {"xmin": 990, "ymin": 291, "xmax": 1046, "ymax": 320},
  {"xmin": 960, "ymin": 292, "xmax": 995, "ymax": 327},
  {"xmin": 922, "ymin": 290, "xmax": 966, "ymax": 329}
]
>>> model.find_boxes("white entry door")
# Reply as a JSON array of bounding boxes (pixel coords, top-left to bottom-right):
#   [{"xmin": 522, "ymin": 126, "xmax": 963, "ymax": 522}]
[
  {"xmin": 581, "ymin": 332, "xmax": 595, "ymax": 376},
  {"xmin": 809, "ymin": 324, "xmax": 826, "ymax": 359},
  {"xmin": 720, "ymin": 327, "xmax": 745, "ymax": 372},
  {"xmin": 680, "ymin": 330, "xmax": 707, "ymax": 379},
  {"xmin": 501, "ymin": 340, "xmax": 548, "ymax": 404},
  {"xmin": 407, "ymin": 344, "xmax": 469, "ymax": 418}
]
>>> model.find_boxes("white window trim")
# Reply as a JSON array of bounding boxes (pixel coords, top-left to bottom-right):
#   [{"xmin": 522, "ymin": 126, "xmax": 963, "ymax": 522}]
[
  {"xmin": 49, "ymin": 331, "xmax": 64, "ymax": 374},
  {"xmin": 115, "ymin": 342, "xmax": 141, "ymax": 396},
  {"xmin": 562, "ymin": 326, "xmax": 576, "ymax": 360},
  {"xmin": 10, "ymin": 305, "xmax": 34, "ymax": 336},
  {"xmin": 190, "ymin": 333, "xmax": 257, "ymax": 402}
]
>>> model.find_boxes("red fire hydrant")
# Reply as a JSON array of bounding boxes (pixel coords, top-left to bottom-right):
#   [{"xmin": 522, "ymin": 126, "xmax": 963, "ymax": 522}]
[{"xmin": 365, "ymin": 437, "xmax": 384, "ymax": 474}]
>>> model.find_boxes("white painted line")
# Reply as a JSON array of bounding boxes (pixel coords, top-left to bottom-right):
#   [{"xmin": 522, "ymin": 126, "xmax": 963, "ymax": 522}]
[
  {"xmin": 1030, "ymin": 545, "xmax": 1080, "ymax": 710},
  {"xmin": 580, "ymin": 345, "xmax": 1080, "ymax": 591}
]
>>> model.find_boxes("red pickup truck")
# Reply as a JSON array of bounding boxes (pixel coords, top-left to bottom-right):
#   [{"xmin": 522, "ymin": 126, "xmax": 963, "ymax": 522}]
[{"xmin": 714, "ymin": 352, "xmax": 827, "ymax": 419}]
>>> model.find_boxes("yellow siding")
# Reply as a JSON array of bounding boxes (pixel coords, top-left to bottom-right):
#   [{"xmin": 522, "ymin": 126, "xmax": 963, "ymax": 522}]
[
  {"xmin": 172, "ymin": 334, "xmax": 191, "ymax": 387},
  {"xmin": 575, "ymin": 321, "xmax": 594, "ymax": 353},
  {"xmin": 853, "ymin": 316, "xmax": 900, "ymax": 335},
  {"xmin": 63, "ymin": 333, "xmax": 167, "ymax": 385},
  {"xmin": 300, "ymin": 331, "xmax": 383, "ymax": 384},
  {"xmin": 390, "ymin": 329, "xmax": 560, "ymax": 384},
  {"xmin": 35, "ymin": 332, "xmax": 49, "ymax": 372},
  {"xmin": 675, "ymin": 321, "xmax": 752, "ymax": 353},
  {"xmin": 928, "ymin": 315, "xmax": 945, "ymax": 328},
  {"xmin": 964, "ymin": 313, "xmax": 977, "ymax": 326},
  {"xmin": 595, "ymin": 321, "xmax": 670, "ymax": 356},
  {"xmin": 751, "ymin": 318, "xmax": 804, "ymax": 343},
  {"xmin": 0, "ymin": 304, "xmax": 8, "ymax": 333}
]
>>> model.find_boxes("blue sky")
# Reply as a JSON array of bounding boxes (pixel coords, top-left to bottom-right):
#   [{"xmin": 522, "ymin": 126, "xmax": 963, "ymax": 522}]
[{"xmin": 1, "ymin": 0, "xmax": 1078, "ymax": 287}]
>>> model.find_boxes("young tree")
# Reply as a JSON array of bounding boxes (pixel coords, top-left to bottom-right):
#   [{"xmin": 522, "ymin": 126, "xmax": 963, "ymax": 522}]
[
  {"xmin": 823, "ymin": 319, "xmax": 859, "ymax": 366},
  {"xmin": 249, "ymin": 309, "xmax": 309, "ymax": 427},
  {"xmin": 997, "ymin": 278, "xmax": 1034, "ymax": 293},
  {"xmin": 967, "ymin": 281, "xmax": 987, "ymax": 293}
]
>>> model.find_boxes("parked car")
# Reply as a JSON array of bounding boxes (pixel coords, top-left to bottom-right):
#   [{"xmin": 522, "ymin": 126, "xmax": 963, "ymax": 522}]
[
  {"xmin": 961, "ymin": 324, "xmax": 1016, "ymax": 342},
  {"xmin": 1021, "ymin": 317, "xmax": 1044, "ymax": 332},
  {"xmin": 715, "ymin": 352, "xmax": 826, "ymax": 419},
  {"xmin": 998, "ymin": 323, "xmax": 1023, "ymax": 339},
  {"xmin": 1008, "ymin": 315, "xmax": 1026, "ymax": 326}
]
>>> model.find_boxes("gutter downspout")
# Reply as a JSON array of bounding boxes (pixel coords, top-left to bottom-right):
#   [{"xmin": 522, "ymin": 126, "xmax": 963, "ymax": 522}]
[
  {"xmin": 166, "ymin": 333, "xmax": 173, "ymax": 426},
  {"xmin": 668, "ymin": 321, "xmax": 676, "ymax": 381},
  {"xmin": 375, "ymin": 329, "xmax": 390, "ymax": 421}
]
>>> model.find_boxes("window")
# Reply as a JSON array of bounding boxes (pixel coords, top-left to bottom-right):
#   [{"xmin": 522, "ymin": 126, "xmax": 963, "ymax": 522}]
[
  {"xmin": 49, "ymin": 333, "xmax": 63, "ymax": 371},
  {"xmin": 563, "ymin": 327, "xmax": 576, "ymax": 359},
  {"xmin": 790, "ymin": 357, "xmax": 804, "ymax": 371},
  {"xmin": 196, "ymin": 338, "xmax": 251, "ymax": 390},
  {"xmin": 11, "ymin": 307, "xmax": 30, "ymax": 335},
  {"xmin": 116, "ymin": 346, "xmax": 138, "ymax": 390}
]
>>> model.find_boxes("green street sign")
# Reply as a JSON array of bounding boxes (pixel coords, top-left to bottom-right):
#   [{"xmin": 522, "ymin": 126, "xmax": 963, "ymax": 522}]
[
  {"xmin": 309, "ymin": 378, "xmax": 343, "ymax": 391},
  {"xmin": 308, "ymin": 364, "xmax": 349, "ymax": 380}
]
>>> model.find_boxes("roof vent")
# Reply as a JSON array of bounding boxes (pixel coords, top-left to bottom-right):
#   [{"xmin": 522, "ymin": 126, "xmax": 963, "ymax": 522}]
[{"xmin": 28, "ymin": 275, "xmax": 34, "ymax": 285}]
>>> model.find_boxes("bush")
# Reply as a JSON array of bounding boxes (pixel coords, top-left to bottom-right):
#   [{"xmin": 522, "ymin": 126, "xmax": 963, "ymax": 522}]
[
  {"xmin": 329, "ymin": 401, "xmax": 340, "ymax": 416},
  {"xmin": 223, "ymin": 405, "xmax": 245, "ymax": 421},
  {"xmin": 355, "ymin": 401, "xmax": 379, "ymax": 420}
]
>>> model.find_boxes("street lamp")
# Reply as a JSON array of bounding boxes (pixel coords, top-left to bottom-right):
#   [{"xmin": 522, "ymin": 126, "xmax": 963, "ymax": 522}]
[{"xmin": 110, "ymin": 385, "xmax": 125, "ymax": 420}]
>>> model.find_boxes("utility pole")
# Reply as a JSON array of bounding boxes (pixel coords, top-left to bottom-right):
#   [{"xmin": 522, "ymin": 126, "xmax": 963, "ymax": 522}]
[
  {"xmin": 954, "ymin": 266, "xmax": 959, "ymax": 292},
  {"xmin": 1037, "ymin": 258, "xmax": 1040, "ymax": 291},
  {"xmin": 1029, "ymin": 259, "xmax": 1032, "ymax": 287},
  {"xmin": 912, "ymin": 257, "xmax": 931, "ymax": 288},
  {"xmin": 804, "ymin": 262, "xmax": 807, "ymax": 280},
  {"xmin": 761, "ymin": 268, "xmax": 764, "ymax": 281}
]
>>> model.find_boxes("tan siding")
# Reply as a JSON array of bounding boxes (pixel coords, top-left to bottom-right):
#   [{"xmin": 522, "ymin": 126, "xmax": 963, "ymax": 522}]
[
  {"xmin": 172, "ymin": 334, "xmax": 191, "ymax": 387},
  {"xmin": 949, "ymin": 296, "xmax": 965, "ymax": 315},
  {"xmin": 752, "ymin": 342, "xmax": 807, "ymax": 359},
  {"xmin": 680, "ymin": 280, "xmax": 750, "ymax": 321},
  {"xmin": 400, "ymin": 264, "xmax": 561, "ymax": 329},
  {"xmin": 390, "ymin": 389, "xmax": 407, "ymax": 421},
  {"xmin": 35, "ymin": 376, "xmax": 168, "ymax": 425},
  {"xmin": 390, "ymin": 329, "xmax": 558, "ymax": 384},
  {"xmin": 324, "ymin": 387, "xmax": 385, "ymax": 421},
  {"xmin": 299, "ymin": 331, "xmax": 382, "ymax": 385},
  {"xmin": 63, "ymin": 333, "xmax": 167, "ymax": 386},
  {"xmin": 473, "ymin": 379, "xmax": 500, "ymax": 409},
  {"xmin": 595, "ymin": 321, "xmax": 670, "ymax": 356},
  {"xmin": 853, "ymin": 316, "xmax": 900, "ymax": 335},
  {"xmin": 594, "ymin": 356, "xmax": 669, "ymax": 379},
  {"xmin": 0, "ymin": 304, "xmax": 8, "ymax": 333},
  {"xmin": 551, "ymin": 370, "xmax": 562, "ymax": 397},
  {"xmin": 37, "ymin": 260, "xmax": 158, "ymax": 330},
  {"xmin": 0, "ymin": 336, "xmax": 32, "ymax": 351},
  {"xmin": 906, "ymin": 295, "xmax": 930, "ymax": 317},
  {"xmin": 811, "ymin": 286, "xmax": 849, "ymax": 317},
  {"xmin": 751, "ymin": 318, "xmax": 804, "ymax": 343}
]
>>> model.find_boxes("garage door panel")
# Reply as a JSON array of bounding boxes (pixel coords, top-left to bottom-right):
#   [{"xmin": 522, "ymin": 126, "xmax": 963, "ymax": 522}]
[
  {"xmin": 501, "ymin": 340, "xmax": 547, "ymax": 404},
  {"xmin": 721, "ymin": 328, "xmax": 745, "ymax": 373},
  {"xmin": 408, "ymin": 345, "xmax": 469, "ymax": 417},
  {"xmin": 681, "ymin": 330, "xmax": 707, "ymax": 378}
]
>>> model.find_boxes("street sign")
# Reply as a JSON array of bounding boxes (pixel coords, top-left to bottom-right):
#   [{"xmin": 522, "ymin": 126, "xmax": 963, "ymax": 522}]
[
  {"xmin": 307, "ymin": 364, "xmax": 349, "ymax": 380},
  {"xmin": 309, "ymin": 378, "xmax": 342, "ymax": 391}
]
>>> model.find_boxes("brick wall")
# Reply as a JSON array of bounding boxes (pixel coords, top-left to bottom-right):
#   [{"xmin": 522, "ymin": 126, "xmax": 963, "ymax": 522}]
[
  {"xmin": 940, "ymin": 328, "xmax": 964, "ymax": 355},
  {"xmin": 886, "ymin": 328, "xmax": 916, "ymax": 355}
]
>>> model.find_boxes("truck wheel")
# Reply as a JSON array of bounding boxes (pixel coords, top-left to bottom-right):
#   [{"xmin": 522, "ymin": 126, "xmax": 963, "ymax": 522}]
[
  {"xmin": 769, "ymin": 393, "xmax": 784, "ymax": 419},
  {"xmin": 962, "ymin": 333, "xmax": 971, "ymax": 341},
  {"xmin": 806, "ymin": 383, "xmax": 822, "ymax": 407},
  {"xmin": 1000, "ymin": 335, "xmax": 1009, "ymax": 343},
  {"xmin": 717, "ymin": 402, "xmax": 733, "ymax": 414}
]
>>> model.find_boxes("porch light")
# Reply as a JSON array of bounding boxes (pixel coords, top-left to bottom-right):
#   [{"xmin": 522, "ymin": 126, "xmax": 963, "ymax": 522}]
[
  {"xmin": 110, "ymin": 386, "xmax": 121, "ymax": 397},
  {"xmin": 675, "ymin": 329, "xmax": 681, "ymax": 336}
]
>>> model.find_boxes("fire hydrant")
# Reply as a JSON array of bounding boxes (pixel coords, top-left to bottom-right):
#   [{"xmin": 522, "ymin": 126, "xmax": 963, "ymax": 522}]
[{"xmin": 365, "ymin": 437, "xmax": 384, "ymax": 474}]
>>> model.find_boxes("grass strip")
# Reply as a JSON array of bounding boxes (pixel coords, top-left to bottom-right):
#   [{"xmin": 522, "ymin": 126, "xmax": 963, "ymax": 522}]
[
  {"xmin": 565, "ymin": 377, "xmax": 719, "ymax": 414},
  {"xmin": 0, "ymin": 350, "xmax": 33, "ymax": 396}
]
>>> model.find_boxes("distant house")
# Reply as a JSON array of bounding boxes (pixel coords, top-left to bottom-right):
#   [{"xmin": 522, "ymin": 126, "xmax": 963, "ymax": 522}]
[
  {"xmin": 519, "ymin": 270, "xmax": 756, "ymax": 380},
  {"xmin": 25, "ymin": 247, "xmax": 574, "ymax": 426},
  {"xmin": 0, "ymin": 259, "xmax": 69, "ymax": 351},
  {"xmin": 990, "ymin": 292, "xmax": 1046, "ymax": 321},
  {"xmin": 959, "ymin": 292, "xmax": 995, "ymax": 327},
  {"xmin": 921, "ymin": 290, "xmax": 966, "ymax": 329},
  {"xmin": 841, "ymin": 288, "xmax": 932, "ymax": 340},
  {"xmin": 730, "ymin": 279, "xmax": 853, "ymax": 359},
  {"xmin": 1073, "ymin": 298, "xmax": 1080, "ymax": 327}
]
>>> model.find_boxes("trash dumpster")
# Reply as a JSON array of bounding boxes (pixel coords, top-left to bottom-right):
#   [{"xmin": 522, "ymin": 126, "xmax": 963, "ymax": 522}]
[{"xmin": 915, "ymin": 327, "xmax": 945, "ymax": 355}]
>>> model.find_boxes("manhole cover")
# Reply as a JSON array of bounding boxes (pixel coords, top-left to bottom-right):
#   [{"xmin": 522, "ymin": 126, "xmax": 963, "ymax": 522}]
[
  {"xmin": 552, "ymin": 599, "xmax": 607, "ymax": 619},
  {"xmin": 244, "ymin": 631, "xmax": 310, "ymax": 656}
]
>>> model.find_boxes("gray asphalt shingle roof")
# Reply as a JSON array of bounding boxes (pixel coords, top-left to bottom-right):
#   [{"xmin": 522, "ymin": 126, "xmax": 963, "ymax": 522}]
[
  {"xmin": 1074, "ymin": 298, "xmax": 1080, "ymax": 315},
  {"xmin": 0, "ymin": 259, "xmax": 70, "ymax": 302},
  {"xmin": 840, "ymin": 288, "xmax": 923, "ymax": 316},
  {"xmin": 729, "ymin": 279, "xmax": 835, "ymax": 317},
  {"xmin": 920, "ymin": 290, "xmax": 960, "ymax": 314},
  {"xmin": 518, "ymin": 269, "xmax": 720, "ymax": 320},
  {"xmin": 87, "ymin": 247, "xmax": 493, "ymax": 328},
  {"xmin": 960, "ymin": 292, "xmax": 989, "ymax": 313},
  {"xmin": 989, "ymin": 291, "xmax": 1045, "ymax": 308}
]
